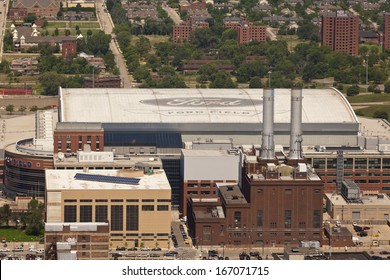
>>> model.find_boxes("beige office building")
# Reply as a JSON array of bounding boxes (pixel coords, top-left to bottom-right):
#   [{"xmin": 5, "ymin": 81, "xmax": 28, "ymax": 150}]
[{"xmin": 45, "ymin": 169, "xmax": 172, "ymax": 248}]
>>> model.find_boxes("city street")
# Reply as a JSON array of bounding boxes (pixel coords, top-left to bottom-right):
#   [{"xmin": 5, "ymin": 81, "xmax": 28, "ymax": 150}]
[{"xmin": 95, "ymin": 0, "xmax": 131, "ymax": 88}]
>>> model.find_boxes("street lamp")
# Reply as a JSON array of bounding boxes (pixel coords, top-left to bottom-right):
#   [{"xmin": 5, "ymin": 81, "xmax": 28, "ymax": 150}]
[
  {"xmin": 268, "ymin": 70, "xmax": 272, "ymax": 88},
  {"xmin": 365, "ymin": 53, "xmax": 369, "ymax": 94}
]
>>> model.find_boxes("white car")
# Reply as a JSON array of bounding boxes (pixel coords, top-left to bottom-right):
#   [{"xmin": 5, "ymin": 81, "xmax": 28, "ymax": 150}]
[{"xmin": 0, "ymin": 248, "xmax": 10, "ymax": 252}]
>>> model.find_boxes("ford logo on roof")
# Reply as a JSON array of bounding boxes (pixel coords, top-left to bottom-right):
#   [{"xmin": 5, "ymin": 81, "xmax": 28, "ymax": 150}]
[{"xmin": 140, "ymin": 98, "xmax": 261, "ymax": 107}]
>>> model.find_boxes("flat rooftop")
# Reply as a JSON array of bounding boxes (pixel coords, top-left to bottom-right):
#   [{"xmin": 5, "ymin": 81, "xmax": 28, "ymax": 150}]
[
  {"xmin": 45, "ymin": 169, "xmax": 171, "ymax": 191},
  {"xmin": 54, "ymin": 153, "xmax": 163, "ymax": 168},
  {"xmin": 218, "ymin": 184, "xmax": 248, "ymax": 205},
  {"xmin": 181, "ymin": 149, "xmax": 235, "ymax": 157},
  {"xmin": 59, "ymin": 88, "xmax": 358, "ymax": 125},
  {"xmin": 326, "ymin": 193, "xmax": 390, "ymax": 206}
]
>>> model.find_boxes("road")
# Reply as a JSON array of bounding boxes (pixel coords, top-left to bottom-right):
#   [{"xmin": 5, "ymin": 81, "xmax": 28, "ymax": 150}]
[
  {"xmin": 162, "ymin": 3, "xmax": 182, "ymax": 25},
  {"xmin": 95, "ymin": 0, "xmax": 131, "ymax": 88},
  {"xmin": 0, "ymin": 0, "xmax": 8, "ymax": 62}
]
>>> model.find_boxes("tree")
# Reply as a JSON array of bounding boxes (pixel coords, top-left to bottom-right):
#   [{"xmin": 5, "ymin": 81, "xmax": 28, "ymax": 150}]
[
  {"xmin": 54, "ymin": 28, "xmax": 59, "ymax": 36},
  {"xmin": 373, "ymin": 111, "xmax": 388, "ymax": 120},
  {"xmin": 30, "ymin": 105, "xmax": 38, "ymax": 112},
  {"xmin": 18, "ymin": 106, "xmax": 26, "ymax": 114},
  {"xmin": 25, "ymin": 199, "xmax": 44, "ymax": 236},
  {"xmin": 133, "ymin": 66, "xmax": 150, "ymax": 82},
  {"xmin": 38, "ymin": 72, "xmax": 65, "ymax": 95},
  {"xmin": 0, "ymin": 204, "xmax": 12, "ymax": 226},
  {"xmin": 24, "ymin": 13, "xmax": 37, "ymax": 24},
  {"xmin": 346, "ymin": 85, "xmax": 360, "ymax": 96},
  {"xmin": 249, "ymin": 77, "xmax": 263, "ymax": 88},
  {"xmin": 384, "ymin": 82, "xmax": 390, "ymax": 93},
  {"xmin": 209, "ymin": 71, "xmax": 236, "ymax": 88},
  {"xmin": 6, "ymin": 104, "xmax": 14, "ymax": 115}
]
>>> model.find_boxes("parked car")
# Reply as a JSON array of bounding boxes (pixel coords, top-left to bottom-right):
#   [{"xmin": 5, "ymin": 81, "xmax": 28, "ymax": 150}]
[
  {"xmin": 250, "ymin": 251, "xmax": 260, "ymax": 257},
  {"xmin": 13, "ymin": 247, "xmax": 24, "ymax": 252},
  {"xmin": 163, "ymin": 252, "xmax": 175, "ymax": 257},
  {"xmin": 371, "ymin": 255, "xmax": 383, "ymax": 260},
  {"xmin": 127, "ymin": 247, "xmax": 138, "ymax": 251},
  {"xmin": 150, "ymin": 253, "xmax": 160, "ymax": 258},
  {"xmin": 239, "ymin": 253, "xmax": 250, "ymax": 260},
  {"xmin": 358, "ymin": 231, "xmax": 368, "ymax": 237},
  {"xmin": 0, "ymin": 248, "xmax": 10, "ymax": 252},
  {"xmin": 354, "ymin": 226, "xmax": 363, "ymax": 232},
  {"xmin": 116, "ymin": 246, "xmax": 126, "ymax": 251},
  {"xmin": 151, "ymin": 247, "xmax": 162, "ymax": 251},
  {"xmin": 140, "ymin": 247, "xmax": 151, "ymax": 251},
  {"xmin": 379, "ymin": 251, "xmax": 390, "ymax": 255},
  {"xmin": 208, "ymin": 250, "xmax": 218, "ymax": 257},
  {"xmin": 363, "ymin": 226, "xmax": 370, "ymax": 230}
]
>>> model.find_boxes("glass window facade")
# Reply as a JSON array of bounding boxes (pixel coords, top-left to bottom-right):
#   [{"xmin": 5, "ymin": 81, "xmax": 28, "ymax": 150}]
[
  {"xmin": 64, "ymin": 205, "xmax": 77, "ymax": 222},
  {"xmin": 111, "ymin": 205, "xmax": 123, "ymax": 231},
  {"xmin": 126, "ymin": 205, "xmax": 139, "ymax": 231},
  {"xmin": 95, "ymin": 205, "xmax": 108, "ymax": 222},
  {"xmin": 80, "ymin": 205, "xmax": 92, "ymax": 222}
]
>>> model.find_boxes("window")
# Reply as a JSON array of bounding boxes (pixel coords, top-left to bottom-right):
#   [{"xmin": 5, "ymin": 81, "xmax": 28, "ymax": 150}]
[
  {"xmin": 313, "ymin": 210, "xmax": 321, "ymax": 228},
  {"xmin": 157, "ymin": 205, "xmax": 169, "ymax": 211},
  {"xmin": 111, "ymin": 199, "xmax": 123, "ymax": 202},
  {"xmin": 142, "ymin": 205, "xmax": 154, "ymax": 211},
  {"xmin": 126, "ymin": 199, "xmax": 139, "ymax": 202},
  {"xmin": 142, "ymin": 199, "xmax": 154, "ymax": 202},
  {"xmin": 284, "ymin": 210, "xmax": 292, "ymax": 229},
  {"xmin": 80, "ymin": 199, "xmax": 92, "ymax": 203},
  {"xmin": 203, "ymin": 226, "xmax": 211, "ymax": 242},
  {"xmin": 234, "ymin": 211, "xmax": 241, "ymax": 228},
  {"xmin": 64, "ymin": 199, "xmax": 77, "ymax": 203},
  {"xmin": 126, "ymin": 205, "xmax": 139, "ymax": 231},
  {"xmin": 66, "ymin": 135, "xmax": 71, "ymax": 152},
  {"xmin": 270, "ymin": 222, "xmax": 277, "ymax": 228},
  {"xmin": 57, "ymin": 135, "xmax": 62, "ymax": 151},
  {"xmin": 95, "ymin": 199, "xmax": 108, "ymax": 202},
  {"xmin": 285, "ymin": 189, "xmax": 292, "ymax": 195},
  {"xmin": 80, "ymin": 205, "xmax": 92, "ymax": 222},
  {"xmin": 64, "ymin": 205, "xmax": 77, "ymax": 222},
  {"xmin": 95, "ymin": 205, "xmax": 107, "ymax": 222},
  {"xmin": 111, "ymin": 205, "xmax": 123, "ymax": 231},
  {"xmin": 78, "ymin": 136, "xmax": 82, "ymax": 150},
  {"xmin": 299, "ymin": 221, "xmax": 306, "ymax": 228},
  {"xmin": 157, "ymin": 199, "xmax": 171, "ymax": 202},
  {"xmin": 257, "ymin": 210, "xmax": 263, "ymax": 227}
]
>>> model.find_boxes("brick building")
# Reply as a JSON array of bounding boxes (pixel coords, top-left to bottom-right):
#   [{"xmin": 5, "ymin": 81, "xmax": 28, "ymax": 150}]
[
  {"xmin": 62, "ymin": 39, "xmax": 77, "ymax": 59},
  {"xmin": 53, "ymin": 123, "xmax": 104, "ymax": 154},
  {"xmin": 13, "ymin": 0, "xmax": 60, "ymax": 19},
  {"xmin": 83, "ymin": 76, "xmax": 122, "ymax": 88},
  {"xmin": 223, "ymin": 18, "xmax": 266, "ymax": 44},
  {"xmin": 172, "ymin": 19, "xmax": 209, "ymax": 43},
  {"xmin": 187, "ymin": 89, "xmax": 324, "ymax": 248},
  {"xmin": 321, "ymin": 12, "xmax": 359, "ymax": 55},
  {"xmin": 8, "ymin": 8, "xmax": 28, "ymax": 21},
  {"xmin": 45, "ymin": 223, "xmax": 110, "ymax": 260},
  {"xmin": 384, "ymin": 13, "xmax": 390, "ymax": 50}
]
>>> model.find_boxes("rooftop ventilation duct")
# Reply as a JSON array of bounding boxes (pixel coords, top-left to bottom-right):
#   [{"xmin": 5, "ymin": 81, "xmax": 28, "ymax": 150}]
[
  {"xmin": 260, "ymin": 88, "xmax": 275, "ymax": 160},
  {"xmin": 288, "ymin": 88, "xmax": 303, "ymax": 160}
]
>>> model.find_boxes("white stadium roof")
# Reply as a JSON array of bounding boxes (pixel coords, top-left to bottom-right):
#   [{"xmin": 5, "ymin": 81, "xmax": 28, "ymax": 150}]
[{"xmin": 59, "ymin": 88, "xmax": 358, "ymax": 125}]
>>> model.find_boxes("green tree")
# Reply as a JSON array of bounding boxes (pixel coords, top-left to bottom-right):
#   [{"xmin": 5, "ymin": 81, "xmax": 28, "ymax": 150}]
[
  {"xmin": 209, "ymin": 71, "xmax": 236, "ymax": 88},
  {"xmin": 18, "ymin": 106, "xmax": 26, "ymax": 114},
  {"xmin": 373, "ymin": 111, "xmax": 388, "ymax": 120},
  {"xmin": 25, "ymin": 199, "xmax": 44, "ymax": 236},
  {"xmin": 30, "ymin": 105, "xmax": 38, "ymax": 112},
  {"xmin": 135, "ymin": 36, "xmax": 151, "ymax": 57},
  {"xmin": 24, "ymin": 13, "xmax": 37, "ymax": 24},
  {"xmin": 346, "ymin": 85, "xmax": 360, "ymax": 96},
  {"xmin": 54, "ymin": 28, "xmax": 59, "ymax": 36},
  {"xmin": 6, "ymin": 104, "xmax": 14, "ymax": 115},
  {"xmin": 133, "ymin": 66, "xmax": 150, "ymax": 82},
  {"xmin": 0, "ymin": 204, "xmax": 12, "ymax": 226},
  {"xmin": 384, "ymin": 82, "xmax": 390, "ymax": 93},
  {"xmin": 38, "ymin": 72, "xmax": 65, "ymax": 95},
  {"xmin": 249, "ymin": 77, "xmax": 263, "ymax": 88}
]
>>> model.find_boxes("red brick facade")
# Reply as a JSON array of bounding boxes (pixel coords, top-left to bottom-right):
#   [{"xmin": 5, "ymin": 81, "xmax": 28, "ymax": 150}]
[
  {"xmin": 54, "ymin": 130, "xmax": 105, "ymax": 154},
  {"xmin": 14, "ymin": 0, "xmax": 60, "ymax": 18},
  {"xmin": 62, "ymin": 40, "xmax": 77, "ymax": 59},
  {"xmin": 172, "ymin": 20, "xmax": 209, "ymax": 43},
  {"xmin": 384, "ymin": 13, "xmax": 390, "ymax": 50},
  {"xmin": 321, "ymin": 13, "xmax": 359, "ymax": 55},
  {"xmin": 224, "ymin": 20, "xmax": 266, "ymax": 44}
]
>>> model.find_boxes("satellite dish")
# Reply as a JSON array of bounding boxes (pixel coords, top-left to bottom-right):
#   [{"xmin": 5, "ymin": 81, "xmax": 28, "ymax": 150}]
[{"xmin": 58, "ymin": 152, "xmax": 64, "ymax": 162}]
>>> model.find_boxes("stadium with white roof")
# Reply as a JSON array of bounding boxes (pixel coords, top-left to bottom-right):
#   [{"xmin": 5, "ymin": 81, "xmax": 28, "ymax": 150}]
[{"xmin": 59, "ymin": 87, "xmax": 359, "ymax": 147}]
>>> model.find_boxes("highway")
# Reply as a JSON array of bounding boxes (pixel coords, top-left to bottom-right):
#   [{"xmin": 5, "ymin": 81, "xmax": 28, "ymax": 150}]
[{"xmin": 95, "ymin": 0, "xmax": 131, "ymax": 88}]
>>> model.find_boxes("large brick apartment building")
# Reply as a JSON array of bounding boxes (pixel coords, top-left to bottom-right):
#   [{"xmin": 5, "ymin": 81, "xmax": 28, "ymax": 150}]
[
  {"xmin": 321, "ymin": 11, "xmax": 359, "ymax": 55},
  {"xmin": 384, "ymin": 13, "xmax": 390, "ymax": 50},
  {"xmin": 223, "ymin": 18, "xmax": 266, "ymax": 44},
  {"xmin": 13, "ymin": 0, "xmax": 60, "ymax": 19}
]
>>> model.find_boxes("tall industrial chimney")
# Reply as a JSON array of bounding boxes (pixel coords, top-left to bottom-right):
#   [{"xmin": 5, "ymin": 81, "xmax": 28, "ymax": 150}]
[
  {"xmin": 260, "ymin": 88, "xmax": 275, "ymax": 160},
  {"xmin": 288, "ymin": 88, "xmax": 303, "ymax": 159}
]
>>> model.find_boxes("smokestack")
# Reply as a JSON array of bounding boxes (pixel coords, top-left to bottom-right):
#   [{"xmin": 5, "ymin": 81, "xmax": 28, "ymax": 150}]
[
  {"xmin": 260, "ymin": 88, "xmax": 275, "ymax": 160},
  {"xmin": 288, "ymin": 88, "xmax": 303, "ymax": 159}
]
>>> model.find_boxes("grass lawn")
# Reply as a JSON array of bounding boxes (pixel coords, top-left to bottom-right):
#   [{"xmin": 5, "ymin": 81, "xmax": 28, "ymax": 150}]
[
  {"xmin": 347, "ymin": 93, "xmax": 390, "ymax": 103},
  {"xmin": 0, "ymin": 227, "xmax": 40, "ymax": 243},
  {"xmin": 354, "ymin": 105, "xmax": 390, "ymax": 120}
]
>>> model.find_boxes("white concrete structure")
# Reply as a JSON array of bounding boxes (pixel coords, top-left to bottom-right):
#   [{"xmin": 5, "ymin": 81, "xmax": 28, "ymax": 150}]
[{"xmin": 58, "ymin": 88, "xmax": 360, "ymax": 147}]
